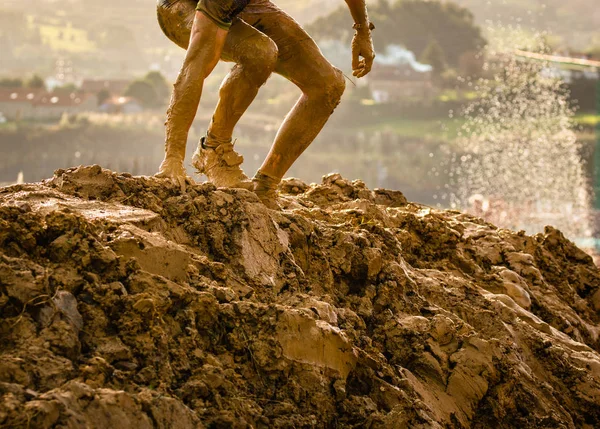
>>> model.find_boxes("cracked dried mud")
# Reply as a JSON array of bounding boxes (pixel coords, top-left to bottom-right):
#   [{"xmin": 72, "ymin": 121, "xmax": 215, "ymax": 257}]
[{"xmin": 1, "ymin": 165, "xmax": 600, "ymax": 428}]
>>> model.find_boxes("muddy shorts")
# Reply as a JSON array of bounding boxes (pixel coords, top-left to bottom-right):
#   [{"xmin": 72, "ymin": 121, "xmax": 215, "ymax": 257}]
[{"xmin": 196, "ymin": 0, "xmax": 250, "ymax": 30}]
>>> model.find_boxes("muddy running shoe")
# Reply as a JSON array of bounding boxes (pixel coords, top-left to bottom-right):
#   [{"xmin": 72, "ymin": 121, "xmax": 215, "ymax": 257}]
[
  {"xmin": 192, "ymin": 136, "xmax": 253, "ymax": 189},
  {"xmin": 253, "ymin": 171, "xmax": 281, "ymax": 210}
]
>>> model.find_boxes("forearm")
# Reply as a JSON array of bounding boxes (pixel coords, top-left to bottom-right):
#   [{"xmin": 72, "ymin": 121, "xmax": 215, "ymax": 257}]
[
  {"xmin": 344, "ymin": 0, "xmax": 369, "ymax": 26},
  {"xmin": 164, "ymin": 60, "xmax": 204, "ymax": 160}
]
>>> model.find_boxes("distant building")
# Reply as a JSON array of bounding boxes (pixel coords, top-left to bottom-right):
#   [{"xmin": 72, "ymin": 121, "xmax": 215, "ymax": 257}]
[
  {"xmin": 81, "ymin": 79, "xmax": 131, "ymax": 96},
  {"xmin": 365, "ymin": 45, "xmax": 435, "ymax": 104},
  {"xmin": 0, "ymin": 88, "xmax": 45, "ymax": 121},
  {"xmin": 32, "ymin": 92, "xmax": 97, "ymax": 120},
  {"xmin": 99, "ymin": 96, "xmax": 144, "ymax": 114},
  {"xmin": 368, "ymin": 64, "xmax": 434, "ymax": 104},
  {"xmin": 0, "ymin": 88, "xmax": 97, "ymax": 120}
]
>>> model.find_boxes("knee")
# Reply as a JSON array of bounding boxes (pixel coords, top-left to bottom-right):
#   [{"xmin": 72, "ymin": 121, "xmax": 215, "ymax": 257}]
[
  {"xmin": 328, "ymin": 67, "xmax": 346, "ymax": 103},
  {"xmin": 310, "ymin": 67, "xmax": 346, "ymax": 110},
  {"xmin": 240, "ymin": 36, "xmax": 278, "ymax": 85}
]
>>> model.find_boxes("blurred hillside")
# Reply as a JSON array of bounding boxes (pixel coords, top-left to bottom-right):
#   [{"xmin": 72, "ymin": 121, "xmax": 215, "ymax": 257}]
[
  {"xmin": 0, "ymin": 0, "xmax": 178, "ymax": 79},
  {"xmin": 2, "ymin": 0, "xmax": 598, "ymax": 82},
  {"xmin": 450, "ymin": 0, "xmax": 600, "ymax": 51},
  {"xmin": 281, "ymin": 0, "xmax": 600, "ymax": 52}
]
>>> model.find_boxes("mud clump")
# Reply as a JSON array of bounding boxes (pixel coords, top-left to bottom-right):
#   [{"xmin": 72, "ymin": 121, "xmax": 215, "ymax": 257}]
[{"xmin": 1, "ymin": 165, "xmax": 600, "ymax": 428}]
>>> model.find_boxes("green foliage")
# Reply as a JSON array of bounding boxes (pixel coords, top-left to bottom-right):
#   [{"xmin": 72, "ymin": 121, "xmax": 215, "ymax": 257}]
[
  {"xmin": 307, "ymin": 0, "xmax": 486, "ymax": 68},
  {"xmin": 25, "ymin": 75, "xmax": 46, "ymax": 90},
  {"xmin": 0, "ymin": 78, "xmax": 23, "ymax": 88},
  {"xmin": 53, "ymin": 83, "xmax": 78, "ymax": 94},
  {"xmin": 420, "ymin": 39, "xmax": 447, "ymax": 76},
  {"xmin": 124, "ymin": 80, "xmax": 158, "ymax": 108},
  {"xmin": 123, "ymin": 71, "xmax": 171, "ymax": 109},
  {"xmin": 143, "ymin": 71, "xmax": 171, "ymax": 105}
]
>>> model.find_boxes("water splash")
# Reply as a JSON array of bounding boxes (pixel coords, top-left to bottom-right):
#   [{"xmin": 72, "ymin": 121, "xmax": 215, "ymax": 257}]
[{"xmin": 450, "ymin": 27, "xmax": 592, "ymax": 240}]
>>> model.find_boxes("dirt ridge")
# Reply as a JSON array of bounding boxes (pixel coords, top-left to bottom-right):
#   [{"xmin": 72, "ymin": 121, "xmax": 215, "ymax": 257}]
[{"xmin": 1, "ymin": 165, "xmax": 600, "ymax": 428}]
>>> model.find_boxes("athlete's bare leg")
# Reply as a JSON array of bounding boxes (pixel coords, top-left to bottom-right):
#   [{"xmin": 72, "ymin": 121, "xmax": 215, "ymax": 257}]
[
  {"xmin": 207, "ymin": 19, "xmax": 278, "ymax": 143},
  {"xmin": 155, "ymin": 9, "xmax": 228, "ymax": 191},
  {"xmin": 239, "ymin": 5, "xmax": 346, "ymax": 181},
  {"xmin": 157, "ymin": 1, "xmax": 278, "ymax": 188},
  {"xmin": 204, "ymin": 2, "xmax": 344, "ymax": 182},
  {"xmin": 156, "ymin": 0, "xmax": 374, "ymax": 202},
  {"xmin": 158, "ymin": 2, "xmax": 344, "ymax": 183}
]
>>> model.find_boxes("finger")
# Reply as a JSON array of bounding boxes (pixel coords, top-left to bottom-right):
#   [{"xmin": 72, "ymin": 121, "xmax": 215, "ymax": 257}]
[
  {"xmin": 357, "ymin": 61, "xmax": 372, "ymax": 78},
  {"xmin": 364, "ymin": 54, "xmax": 374, "ymax": 72},
  {"xmin": 353, "ymin": 59, "xmax": 366, "ymax": 76},
  {"xmin": 352, "ymin": 50, "xmax": 360, "ymax": 72},
  {"xmin": 178, "ymin": 176, "xmax": 186, "ymax": 193}
]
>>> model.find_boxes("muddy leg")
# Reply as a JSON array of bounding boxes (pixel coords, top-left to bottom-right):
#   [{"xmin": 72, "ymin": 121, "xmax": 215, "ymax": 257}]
[
  {"xmin": 206, "ymin": 20, "xmax": 279, "ymax": 142},
  {"xmin": 158, "ymin": 2, "xmax": 279, "ymax": 144},
  {"xmin": 239, "ymin": 4, "xmax": 347, "ymax": 181},
  {"xmin": 260, "ymin": 62, "xmax": 345, "ymax": 180},
  {"xmin": 190, "ymin": 19, "xmax": 279, "ymax": 189},
  {"xmin": 155, "ymin": 8, "xmax": 228, "ymax": 190}
]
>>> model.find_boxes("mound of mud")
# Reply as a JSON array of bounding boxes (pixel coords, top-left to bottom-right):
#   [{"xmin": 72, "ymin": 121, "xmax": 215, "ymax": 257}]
[{"xmin": 1, "ymin": 165, "xmax": 600, "ymax": 428}]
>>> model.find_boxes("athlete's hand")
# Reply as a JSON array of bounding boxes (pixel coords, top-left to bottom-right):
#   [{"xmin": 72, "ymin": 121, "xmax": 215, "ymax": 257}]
[
  {"xmin": 351, "ymin": 26, "xmax": 375, "ymax": 78},
  {"xmin": 155, "ymin": 156, "xmax": 194, "ymax": 193}
]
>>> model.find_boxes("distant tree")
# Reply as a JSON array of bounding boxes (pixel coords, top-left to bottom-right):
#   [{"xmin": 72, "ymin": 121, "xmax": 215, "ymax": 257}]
[
  {"xmin": 143, "ymin": 71, "xmax": 171, "ymax": 105},
  {"xmin": 124, "ymin": 80, "xmax": 158, "ymax": 108},
  {"xmin": 458, "ymin": 50, "xmax": 483, "ymax": 77},
  {"xmin": 420, "ymin": 39, "xmax": 447, "ymax": 78},
  {"xmin": 25, "ymin": 75, "xmax": 46, "ymax": 90},
  {"xmin": 53, "ymin": 83, "xmax": 79, "ymax": 94},
  {"xmin": 0, "ymin": 78, "xmax": 23, "ymax": 88},
  {"xmin": 97, "ymin": 89, "xmax": 111, "ymax": 106},
  {"xmin": 307, "ymin": 0, "xmax": 486, "ymax": 68}
]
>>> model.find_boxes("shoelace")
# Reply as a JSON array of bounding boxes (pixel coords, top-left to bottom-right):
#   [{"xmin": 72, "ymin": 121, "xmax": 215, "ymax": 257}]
[{"xmin": 202, "ymin": 142, "xmax": 245, "ymax": 173}]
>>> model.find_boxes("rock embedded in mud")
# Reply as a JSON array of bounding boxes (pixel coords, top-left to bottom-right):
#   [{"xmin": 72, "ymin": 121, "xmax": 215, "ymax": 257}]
[
  {"xmin": 108, "ymin": 225, "xmax": 191, "ymax": 283},
  {"xmin": 276, "ymin": 310, "xmax": 357, "ymax": 378},
  {"xmin": 497, "ymin": 268, "xmax": 532, "ymax": 309},
  {"xmin": 1, "ymin": 167, "xmax": 600, "ymax": 428}
]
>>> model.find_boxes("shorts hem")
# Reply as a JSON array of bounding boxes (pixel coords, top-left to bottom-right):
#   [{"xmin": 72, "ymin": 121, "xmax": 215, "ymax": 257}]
[{"xmin": 196, "ymin": 5, "xmax": 232, "ymax": 30}]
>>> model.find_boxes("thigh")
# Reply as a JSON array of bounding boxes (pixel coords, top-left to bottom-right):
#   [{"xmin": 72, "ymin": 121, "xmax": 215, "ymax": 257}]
[
  {"xmin": 157, "ymin": 0, "xmax": 272, "ymax": 63},
  {"xmin": 157, "ymin": 0, "xmax": 197, "ymax": 49},
  {"xmin": 238, "ymin": 1, "xmax": 338, "ymax": 90},
  {"xmin": 220, "ymin": 17, "xmax": 274, "ymax": 65}
]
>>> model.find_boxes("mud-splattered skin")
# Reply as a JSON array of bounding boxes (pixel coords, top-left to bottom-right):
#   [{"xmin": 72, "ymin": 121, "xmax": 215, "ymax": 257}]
[{"xmin": 155, "ymin": 0, "xmax": 374, "ymax": 192}]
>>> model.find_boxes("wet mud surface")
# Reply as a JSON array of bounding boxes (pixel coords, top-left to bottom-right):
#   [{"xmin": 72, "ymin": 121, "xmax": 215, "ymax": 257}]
[{"xmin": 1, "ymin": 165, "xmax": 600, "ymax": 428}]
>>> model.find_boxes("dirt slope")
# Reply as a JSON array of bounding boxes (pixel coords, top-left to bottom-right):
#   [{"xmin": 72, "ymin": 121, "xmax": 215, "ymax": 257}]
[{"xmin": 1, "ymin": 165, "xmax": 600, "ymax": 428}]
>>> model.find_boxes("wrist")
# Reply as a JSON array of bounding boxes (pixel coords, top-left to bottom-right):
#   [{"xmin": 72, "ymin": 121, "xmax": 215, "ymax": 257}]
[{"xmin": 352, "ymin": 21, "xmax": 375, "ymax": 32}]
